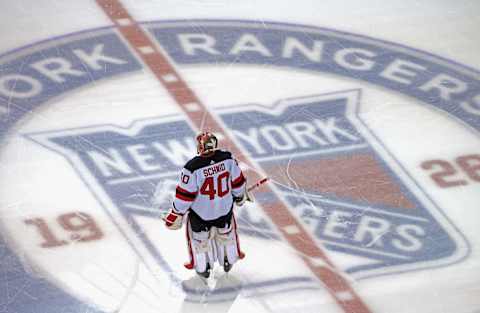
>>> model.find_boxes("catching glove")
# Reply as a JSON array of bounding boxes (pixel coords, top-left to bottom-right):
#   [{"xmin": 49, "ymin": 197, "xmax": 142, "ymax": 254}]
[{"xmin": 164, "ymin": 209, "xmax": 183, "ymax": 230}]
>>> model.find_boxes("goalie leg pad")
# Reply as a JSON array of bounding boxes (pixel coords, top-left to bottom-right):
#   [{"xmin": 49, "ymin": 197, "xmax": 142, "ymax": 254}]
[
  {"xmin": 214, "ymin": 217, "xmax": 244, "ymax": 265},
  {"xmin": 185, "ymin": 223, "xmax": 216, "ymax": 273}
]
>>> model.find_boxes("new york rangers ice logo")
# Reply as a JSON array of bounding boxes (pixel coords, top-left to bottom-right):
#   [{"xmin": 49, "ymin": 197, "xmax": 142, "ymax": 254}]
[
  {"xmin": 28, "ymin": 90, "xmax": 465, "ymax": 279},
  {"xmin": 2, "ymin": 18, "xmax": 480, "ymax": 312}
]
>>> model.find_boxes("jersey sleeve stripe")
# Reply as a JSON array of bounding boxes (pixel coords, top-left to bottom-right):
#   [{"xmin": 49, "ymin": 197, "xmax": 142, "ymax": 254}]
[
  {"xmin": 176, "ymin": 186, "xmax": 197, "ymax": 202},
  {"xmin": 232, "ymin": 173, "xmax": 246, "ymax": 189},
  {"xmin": 176, "ymin": 193, "xmax": 195, "ymax": 202}
]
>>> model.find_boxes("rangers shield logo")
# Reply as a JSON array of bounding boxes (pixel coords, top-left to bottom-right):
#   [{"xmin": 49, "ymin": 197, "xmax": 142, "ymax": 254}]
[
  {"xmin": 27, "ymin": 89, "xmax": 467, "ymax": 281},
  {"xmin": 2, "ymin": 17, "xmax": 477, "ymax": 312}
]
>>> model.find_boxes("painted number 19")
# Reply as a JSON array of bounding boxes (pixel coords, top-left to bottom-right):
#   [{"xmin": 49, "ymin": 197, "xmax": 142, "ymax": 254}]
[
  {"xmin": 421, "ymin": 154, "xmax": 480, "ymax": 188},
  {"xmin": 24, "ymin": 212, "xmax": 103, "ymax": 248}
]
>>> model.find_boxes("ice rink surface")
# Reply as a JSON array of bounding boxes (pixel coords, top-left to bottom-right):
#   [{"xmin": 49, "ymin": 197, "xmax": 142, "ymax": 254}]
[{"xmin": 0, "ymin": 1, "xmax": 479, "ymax": 313}]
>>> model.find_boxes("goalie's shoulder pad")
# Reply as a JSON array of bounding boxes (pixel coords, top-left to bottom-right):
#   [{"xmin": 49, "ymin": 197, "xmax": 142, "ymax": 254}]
[{"xmin": 184, "ymin": 150, "xmax": 232, "ymax": 172}]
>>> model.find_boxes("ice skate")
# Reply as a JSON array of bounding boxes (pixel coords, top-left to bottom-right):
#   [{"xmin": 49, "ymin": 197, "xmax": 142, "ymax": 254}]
[
  {"xmin": 223, "ymin": 256, "xmax": 232, "ymax": 273},
  {"xmin": 196, "ymin": 263, "xmax": 211, "ymax": 280}
]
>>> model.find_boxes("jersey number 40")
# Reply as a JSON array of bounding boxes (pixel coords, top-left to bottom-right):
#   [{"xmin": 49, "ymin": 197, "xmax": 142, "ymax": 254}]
[{"xmin": 200, "ymin": 172, "xmax": 230, "ymax": 200}]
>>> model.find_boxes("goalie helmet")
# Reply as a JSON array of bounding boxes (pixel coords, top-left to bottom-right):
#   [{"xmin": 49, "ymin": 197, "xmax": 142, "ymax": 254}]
[{"xmin": 196, "ymin": 132, "xmax": 218, "ymax": 155}]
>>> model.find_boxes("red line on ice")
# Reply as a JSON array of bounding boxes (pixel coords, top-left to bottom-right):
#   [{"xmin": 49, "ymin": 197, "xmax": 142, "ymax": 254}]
[{"xmin": 95, "ymin": 1, "xmax": 373, "ymax": 312}]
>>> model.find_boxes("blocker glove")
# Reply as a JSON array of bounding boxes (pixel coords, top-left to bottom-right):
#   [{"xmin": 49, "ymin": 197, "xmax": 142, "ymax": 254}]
[
  {"xmin": 234, "ymin": 190, "xmax": 253, "ymax": 206},
  {"xmin": 164, "ymin": 209, "xmax": 183, "ymax": 230}
]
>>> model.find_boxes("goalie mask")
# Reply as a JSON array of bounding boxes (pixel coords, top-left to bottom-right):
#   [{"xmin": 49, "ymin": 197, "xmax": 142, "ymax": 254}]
[{"xmin": 196, "ymin": 132, "xmax": 218, "ymax": 155}]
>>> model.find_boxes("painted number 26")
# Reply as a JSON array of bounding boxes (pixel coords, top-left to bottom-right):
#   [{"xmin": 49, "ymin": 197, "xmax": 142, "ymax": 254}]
[{"xmin": 421, "ymin": 154, "xmax": 480, "ymax": 188}]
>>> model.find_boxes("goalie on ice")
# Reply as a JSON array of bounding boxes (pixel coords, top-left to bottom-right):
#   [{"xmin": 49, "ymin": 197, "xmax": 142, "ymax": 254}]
[{"xmin": 163, "ymin": 132, "xmax": 249, "ymax": 278}]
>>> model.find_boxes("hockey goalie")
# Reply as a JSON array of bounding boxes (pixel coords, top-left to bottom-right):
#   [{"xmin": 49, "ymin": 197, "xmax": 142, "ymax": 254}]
[{"xmin": 163, "ymin": 132, "xmax": 249, "ymax": 279}]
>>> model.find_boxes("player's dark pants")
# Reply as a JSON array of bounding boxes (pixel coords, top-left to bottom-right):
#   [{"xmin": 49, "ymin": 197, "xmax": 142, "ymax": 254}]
[{"xmin": 188, "ymin": 207, "xmax": 233, "ymax": 233}]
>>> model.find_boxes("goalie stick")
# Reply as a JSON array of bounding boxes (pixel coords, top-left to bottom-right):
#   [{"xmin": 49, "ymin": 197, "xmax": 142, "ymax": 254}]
[
  {"xmin": 244, "ymin": 177, "xmax": 268, "ymax": 202},
  {"xmin": 247, "ymin": 177, "xmax": 269, "ymax": 193},
  {"xmin": 160, "ymin": 177, "xmax": 269, "ymax": 220}
]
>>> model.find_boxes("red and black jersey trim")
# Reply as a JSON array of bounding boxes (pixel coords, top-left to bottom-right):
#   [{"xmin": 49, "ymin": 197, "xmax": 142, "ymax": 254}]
[
  {"xmin": 232, "ymin": 173, "xmax": 246, "ymax": 189},
  {"xmin": 176, "ymin": 186, "xmax": 197, "ymax": 202}
]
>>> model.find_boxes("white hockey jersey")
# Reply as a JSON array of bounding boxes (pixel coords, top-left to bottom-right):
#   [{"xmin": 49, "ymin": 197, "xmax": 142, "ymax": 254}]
[{"xmin": 172, "ymin": 150, "xmax": 246, "ymax": 221}]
